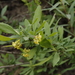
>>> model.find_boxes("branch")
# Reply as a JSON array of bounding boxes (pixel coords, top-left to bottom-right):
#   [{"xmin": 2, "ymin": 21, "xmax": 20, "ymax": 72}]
[
  {"xmin": 0, "ymin": 63, "xmax": 27, "ymax": 68},
  {"xmin": 0, "ymin": 50, "xmax": 20, "ymax": 54}
]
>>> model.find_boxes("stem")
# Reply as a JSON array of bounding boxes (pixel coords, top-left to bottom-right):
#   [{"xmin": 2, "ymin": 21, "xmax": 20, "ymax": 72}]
[{"xmin": 0, "ymin": 63, "xmax": 25, "ymax": 68}]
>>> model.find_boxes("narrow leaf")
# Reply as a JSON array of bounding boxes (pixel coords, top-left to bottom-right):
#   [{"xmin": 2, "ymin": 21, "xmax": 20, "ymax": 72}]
[
  {"xmin": 30, "ymin": 70, "xmax": 34, "ymax": 75},
  {"xmin": 61, "ymin": 67, "xmax": 75, "ymax": 74},
  {"xmin": 32, "ymin": 5, "xmax": 42, "ymax": 31},
  {"xmin": 35, "ymin": 21, "xmax": 46, "ymax": 33},
  {"xmin": 49, "ymin": 14, "xmax": 55, "ymax": 27},
  {"xmin": 58, "ymin": 26, "xmax": 64, "ymax": 40},
  {"xmin": 44, "ymin": 21, "xmax": 50, "ymax": 36},
  {"xmin": 53, "ymin": 52, "xmax": 60, "ymax": 67},
  {"xmin": 50, "ymin": 2, "xmax": 61, "ymax": 11},
  {"xmin": 70, "ymin": 8, "xmax": 74, "ymax": 27},
  {"xmin": 68, "ymin": 1, "xmax": 75, "ymax": 13},
  {"xmin": 0, "ymin": 35, "xmax": 14, "ymax": 41},
  {"xmin": 33, "ymin": 55, "xmax": 52, "ymax": 67},
  {"xmin": 32, "ymin": 5, "xmax": 41, "ymax": 23},
  {"xmin": 0, "ymin": 23, "xmax": 17, "ymax": 34},
  {"xmin": 1, "ymin": 5, "xmax": 8, "ymax": 16}
]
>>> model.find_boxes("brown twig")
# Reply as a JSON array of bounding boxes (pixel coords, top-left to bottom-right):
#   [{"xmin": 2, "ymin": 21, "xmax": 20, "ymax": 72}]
[
  {"xmin": 0, "ymin": 50, "xmax": 21, "ymax": 54},
  {"xmin": 0, "ymin": 63, "xmax": 27, "ymax": 68}
]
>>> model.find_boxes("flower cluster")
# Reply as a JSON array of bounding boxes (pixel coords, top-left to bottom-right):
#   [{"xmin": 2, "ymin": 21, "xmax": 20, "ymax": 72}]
[
  {"xmin": 12, "ymin": 40, "xmax": 22, "ymax": 49},
  {"xmin": 33, "ymin": 33, "xmax": 42, "ymax": 45},
  {"xmin": 22, "ymin": 48, "xmax": 30, "ymax": 57}
]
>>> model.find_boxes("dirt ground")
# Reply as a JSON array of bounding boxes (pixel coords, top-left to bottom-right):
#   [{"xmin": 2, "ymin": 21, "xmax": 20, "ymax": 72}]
[{"xmin": 0, "ymin": 0, "xmax": 30, "ymax": 22}]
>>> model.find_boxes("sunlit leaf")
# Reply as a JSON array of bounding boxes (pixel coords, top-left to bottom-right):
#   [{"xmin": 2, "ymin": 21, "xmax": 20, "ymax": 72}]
[
  {"xmin": 44, "ymin": 21, "xmax": 50, "ymax": 36},
  {"xmin": 32, "ymin": 5, "xmax": 42, "ymax": 31},
  {"xmin": 0, "ymin": 23, "xmax": 18, "ymax": 34},
  {"xmin": 0, "ymin": 35, "xmax": 14, "ymax": 41}
]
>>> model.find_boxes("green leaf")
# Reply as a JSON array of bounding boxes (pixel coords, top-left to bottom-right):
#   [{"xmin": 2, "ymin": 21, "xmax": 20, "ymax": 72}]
[
  {"xmin": 35, "ymin": 21, "xmax": 46, "ymax": 33},
  {"xmin": 53, "ymin": 52, "xmax": 60, "ymax": 67},
  {"xmin": 0, "ymin": 62, "xmax": 4, "ymax": 73},
  {"xmin": 1, "ymin": 5, "xmax": 8, "ymax": 17},
  {"xmin": 64, "ymin": 28, "xmax": 73, "ymax": 36},
  {"xmin": 24, "ymin": 19, "xmax": 31, "ymax": 32},
  {"xmin": 47, "ymin": 3, "xmax": 66, "ymax": 17},
  {"xmin": 27, "ymin": 47, "xmax": 37, "ymax": 60},
  {"xmin": 60, "ymin": 0, "xmax": 69, "ymax": 5},
  {"xmin": 58, "ymin": 26, "xmax": 64, "ymax": 40},
  {"xmin": 0, "ymin": 23, "xmax": 17, "ymax": 34},
  {"xmin": 65, "ymin": 49, "xmax": 74, "ymax": 52},
  {"xmin": 23, "ymin": 36, "xmax": 29, "ymax": 41},
  {"xmin": 32, "ymin": 5, "xmax": 41, "ymax": 23},
  {"xmin": 68, "ymin": 1, "xmax": 75, "ymax": 13},
  {"xmin": 36, "ymin": 68, "xmax": 44, "ymax": 73},
  {"xmin": 44, "ymin": 21, "xmax": 50, "ymax": 36},
  {"xmin": 20, "ymin": 68, "xmax": 30, "ymax": 75},
  {"xmin": 0, "ymin": 68, "xmax": 4, "ymax": 73},
  {"xmin": 24, "ymin": 19, "xmax": 31, "ymax": 27},
  {"xmin": 70, "ymin": 8, "xmax": 74, "ymax": 27},
  {"xmin": 61, "ymin": 67, "xmax": 75, "ymax": 74},
  {"xmin": 40, "ymin": 39, "xmax": 51, "ymax": 48},
  {"xmin": 0, "ymin": 30, "xmax": 2, "ymax": 34},
  {"xmin": 32, "ymin": 18, "xmax": 39, "ymax": 32},
  {"xmin": 32, "ymin": 5, "xmax": 42, "ymax": 31},
  {"xmin": 58, "ymin": 59, "xmax": 69, "ymax": 65},
  {"xmin": 55, "ymin": 8, "xmax": 66, "ymax": 17},
  {"xmin": 24, "ymin": 70, "xmax": 31, "ymax": 75},
  {"xmin": 66, "ymin": 14, "xmax": 71, "ymax": 19},
  {"xmin": 0, "ymin": 41, "xmax": 7, "ymax": 45},
  {"xmin": 33, "ymin": 55, "xmax": 52, "ymax": 67},
  {"xmin": 49, "ymin": 14, "xmax": 55, "ymax": 27},
  {"xmin": 52, "ymin": 27, "xmax": 58, "ymax": 41},
  {"xmin": 35, "ymin": 0, "xmax": 41, "ymax": 5},
  {"xmin": 0, "ymin": 35, "xmax": 14, "ymax": 41},
  {"xmin": 3, "ymin": 45, "xmax": 13, "ymax": 47},
  {"xmin": 49, "ymin": 32, "xmax": 57, "ymax": 37},
  {"xmin": 1, "ymin": 16, "xmax": 8, "ymax": 21},
  {"xmin": 30, "ymin": 70, "xmax": 34, "ymax": 75},
  {"xmin": 21, "ymin": 64, "xmax": 29, "ymax": 67},
  {"xmin": 21, "ymin": 0, "xmax": 27, "ymax": 3},
  {"xmin": 50, "ymin": 2, "xmax": 61, "ymax": 11},
  {"xmin": 51, "ymin": 0, "xmax": 55, "ymax": 4}
]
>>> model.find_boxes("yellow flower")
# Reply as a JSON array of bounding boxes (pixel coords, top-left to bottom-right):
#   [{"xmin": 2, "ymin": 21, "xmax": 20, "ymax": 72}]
[
  {"xmin": 33, "ymin": 33, "xmax": 42, "ymax": 45},
  {"xmin": 12, "ymin": 40, "xmax": 22, "ymax": 49},
  {"xmin": 23, "ymin": 53, "xmax": 29, "ymax": 57},
  {"xmin": 22, "ymin": 48, "xmax": 30, "ymax": 58},
  {"xmin": 33, "ymin": 39, "xmax": 39, "ymax": 45},
  {"xmin": 23, "ymin": 48, "xmax": 30, "ymax": 53},
  {"xmin": 38, "ymin": 33, "xmax": 42, "ymax": 41}
]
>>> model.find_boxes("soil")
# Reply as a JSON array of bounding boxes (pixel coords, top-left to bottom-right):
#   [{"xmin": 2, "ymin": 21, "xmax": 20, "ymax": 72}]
[
  {"xmin": 0, "ymin": 0, "xmax": 75, "ymax": 75},
  {"xmin": 0, "ymin": 0, "xmax": 30, "ymax": 22}
]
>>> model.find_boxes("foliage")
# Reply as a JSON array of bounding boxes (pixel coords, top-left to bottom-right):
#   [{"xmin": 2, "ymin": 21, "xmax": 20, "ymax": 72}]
[
  {"xmin": 43, "ymin": 0, "xmax": 75, "ymax": 35},
  {"xmin": 0, "ymin": 0, "xmax": 75, "ymax": 75},
  {"xmin": 21, "ymin": 0, "xmax": 41, "ymax": 17},
  {"xmin": 0, "ymin": 5, "xmax": 8, "ymax": 21},
  {"xmin": 0, "ymin": 53, "xmax": 22, "ymax": 74}
]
